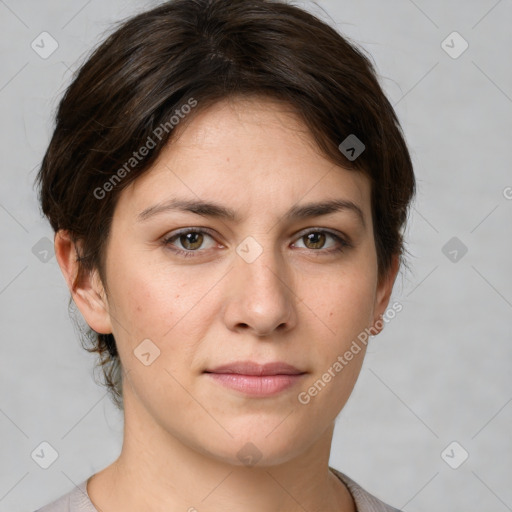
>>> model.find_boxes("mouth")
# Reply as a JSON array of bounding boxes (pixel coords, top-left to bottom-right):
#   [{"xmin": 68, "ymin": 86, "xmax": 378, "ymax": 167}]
[
  {"xmin": 205, "ymin": 360, "xmax": 305, "ymax": 376},
  {"xmin": 203, "ymin": 361, "xmax": 307, "ymax": 396}
]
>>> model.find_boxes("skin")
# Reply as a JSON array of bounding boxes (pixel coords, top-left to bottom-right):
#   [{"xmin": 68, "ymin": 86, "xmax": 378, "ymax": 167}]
[{"xmin": 55, "ymin": 96, "xmax": 399, "ymax": 512}]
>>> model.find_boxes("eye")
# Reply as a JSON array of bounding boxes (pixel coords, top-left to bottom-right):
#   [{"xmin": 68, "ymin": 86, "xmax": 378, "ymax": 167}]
[
  {"xmin": 292, "ymin": 229, "xmax": 350, "ymax": 254},
  {"xmin": 162, "ymin": 228, "xmax": 218, "ymax": 257}
]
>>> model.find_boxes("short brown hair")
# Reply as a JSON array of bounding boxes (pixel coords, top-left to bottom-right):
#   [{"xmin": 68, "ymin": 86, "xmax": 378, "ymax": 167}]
[{"xmin": 36, "ymin": 0, "xmax": 416, "ymax": 410}]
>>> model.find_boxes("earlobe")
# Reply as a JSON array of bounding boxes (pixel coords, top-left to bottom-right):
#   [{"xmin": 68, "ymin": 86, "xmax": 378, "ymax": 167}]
[
  {"xmin": 54, "ymin": 230, "xmax": 113, "ymax": 334},
  {"xmin": 371, "ymin": 253, "xmax": 400, "ymax": 336}
]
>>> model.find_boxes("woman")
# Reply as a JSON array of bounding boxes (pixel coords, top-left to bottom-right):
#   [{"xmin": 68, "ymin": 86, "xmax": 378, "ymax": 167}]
[{"xmin": 34, "ymin": 0, "xmax": 415, "ymax": 510}]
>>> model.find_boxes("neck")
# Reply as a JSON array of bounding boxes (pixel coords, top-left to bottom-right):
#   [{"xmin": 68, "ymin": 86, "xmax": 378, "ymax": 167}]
[{"xmin": 87, "ymin": 390, "xmax": 356, "ymax": 512}]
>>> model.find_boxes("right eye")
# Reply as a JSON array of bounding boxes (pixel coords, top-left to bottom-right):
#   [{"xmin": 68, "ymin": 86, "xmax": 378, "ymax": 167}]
[{"xmin": 162, "ymin": 228, "xmax": 219, "ymax": 257}]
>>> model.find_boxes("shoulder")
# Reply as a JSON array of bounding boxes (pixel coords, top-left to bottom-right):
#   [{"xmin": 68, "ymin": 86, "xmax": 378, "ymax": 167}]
[
  {"xmin": 330, "ymin": 467, "xmax": 403, "ymax": 512},
  {"xmin": 34, "ymin": 479, "xmax": 97, "ymax": 512}
]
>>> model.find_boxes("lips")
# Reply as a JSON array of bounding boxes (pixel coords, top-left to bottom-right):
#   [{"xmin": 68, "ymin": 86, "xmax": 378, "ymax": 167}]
[
  {"xmin": 204, "ymin": 360, "xmax": 305, "ymax": 376},
  {"xmin": 204, "ymin": 361, "xmax": 307, "ymax": 396}
]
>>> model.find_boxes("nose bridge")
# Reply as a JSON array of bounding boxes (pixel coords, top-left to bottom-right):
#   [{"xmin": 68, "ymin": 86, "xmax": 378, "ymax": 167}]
[
  {"xmin": 240, "ymin": 237, "xmax": 289, "ymax": 301},
  {"xmin": 244, "ymin": 247, "xmax": 285, "ymax": 294}
]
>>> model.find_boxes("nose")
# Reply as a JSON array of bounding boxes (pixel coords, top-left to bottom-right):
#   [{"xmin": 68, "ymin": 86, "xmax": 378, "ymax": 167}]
[{"xmin": 222, "ymin": 242, "xmax": 297, "ymax": 337}]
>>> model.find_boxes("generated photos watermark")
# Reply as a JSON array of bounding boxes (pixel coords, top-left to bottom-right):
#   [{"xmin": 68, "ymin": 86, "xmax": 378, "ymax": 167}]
[
  {"xmin": 297, "ymin": 301, "xmax": 403, "ymax": 405},
  {"xmin": 93, "ymin": 97, "xmax": 198, "ymax": 200}
]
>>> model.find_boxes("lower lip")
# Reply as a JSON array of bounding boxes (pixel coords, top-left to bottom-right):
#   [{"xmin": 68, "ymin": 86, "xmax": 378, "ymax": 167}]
[{"xmin": 205, "ymin": 373, "xmax": 305, "ymax": 396}]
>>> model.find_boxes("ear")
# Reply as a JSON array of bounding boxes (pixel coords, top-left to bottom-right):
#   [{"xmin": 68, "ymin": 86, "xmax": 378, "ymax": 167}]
[
  {"xmin": 54, "ymin": 230, "xmax": 112, "ymax": 334},
  {"xmin": 370, "ymin": 253, "xmax": 400, "ymax": 336}
]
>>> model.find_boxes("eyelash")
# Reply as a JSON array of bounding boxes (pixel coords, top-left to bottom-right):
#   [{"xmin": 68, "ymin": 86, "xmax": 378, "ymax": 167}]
[{"xmin": 162, "ymin": 228, "xmax": 352, "ymax": 258}]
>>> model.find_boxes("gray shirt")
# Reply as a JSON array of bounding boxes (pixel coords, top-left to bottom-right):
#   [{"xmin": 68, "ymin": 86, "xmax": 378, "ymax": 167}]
[{"xmin": 35, "ymin": 467, "xmax": 402, "ymax": 511}]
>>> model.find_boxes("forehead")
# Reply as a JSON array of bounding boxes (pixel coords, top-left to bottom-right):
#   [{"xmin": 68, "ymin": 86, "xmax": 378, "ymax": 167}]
[{"xmin": 119, "ymin": 96, "xmax": 372, "ymax": 221}]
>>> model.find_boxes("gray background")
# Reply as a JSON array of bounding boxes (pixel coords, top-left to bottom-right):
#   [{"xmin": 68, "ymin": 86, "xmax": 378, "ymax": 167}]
[{"xmin": 1, "ymin": 0, "xmax": 511, "ymax": 511}]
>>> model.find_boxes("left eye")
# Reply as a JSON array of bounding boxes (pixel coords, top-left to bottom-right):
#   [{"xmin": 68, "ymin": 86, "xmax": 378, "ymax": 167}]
[{"xmin": 293, "ymin": 230, "xmax": 346, "ymax": 251}]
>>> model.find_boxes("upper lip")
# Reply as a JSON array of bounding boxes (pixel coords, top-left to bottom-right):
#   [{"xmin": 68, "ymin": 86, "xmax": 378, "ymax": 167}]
[{"xmin": 205, "ymin": 361, "xmax": 305, "ymax": 376}]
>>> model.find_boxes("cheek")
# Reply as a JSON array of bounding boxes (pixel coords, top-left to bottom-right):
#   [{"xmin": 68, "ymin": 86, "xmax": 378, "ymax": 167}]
[
  {"xmin": 105, "ymin": 252, "xmax": 219, "ymax": 361},
  {"xmin": 306, "ymin": 265, "xmax": 377, "ymax": 344},
  {"xmin": 297, "ymin": 263, "xmax": 376, "ymax": 409}
]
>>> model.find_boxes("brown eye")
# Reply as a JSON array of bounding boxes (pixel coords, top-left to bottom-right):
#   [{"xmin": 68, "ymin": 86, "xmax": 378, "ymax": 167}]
[
  {"xmin": 163, "ymin": 229, "xmax": 217, "ymax": 257},
  {"xmin": 293, "ymin": 229, "xmax": 349, "ymax": 253},
  {"xmin": 302, "ymin": 232, "xmax": 327, "ymax": 250},
  {"xmin": 179, "ymin": 232, "xmax": 204, "ymax": 250}
]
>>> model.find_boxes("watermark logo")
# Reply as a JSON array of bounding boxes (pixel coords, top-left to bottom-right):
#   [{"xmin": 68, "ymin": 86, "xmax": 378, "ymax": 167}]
[
  {"xmin": 31, "ymin": 32, "xmax": 59, "ymax": 59},
  {"xmin": 32, "ymin": 236, "xmax": 55, "ymax": 263},
  {"xmin": 134, "ymin": 338, "xmax": 161, "ymax": 366},
  {"xmin": 236, "ymin": 236, "xmax": 263, "ymax": 263},
  {"xmin": 442, "ymin": 236, "xmax": 468, "ymax": 263},
  {"xmin": 441, "ymin": 31, "xmax": 469, "ymax": 60},
  {"xmin": 338, "ymin": 134, "xmax": 365, "ymax": 161},
  {"xmin": 441, "ymin": 441, "xmax": 469, "ymax": 469},
  {"xmin": 236, "ymin": 442, "xmax": 262, "ymax": 467},
  {"xmin": 31, "ymin": 441, "xmax": 59, "ymax": 469}
]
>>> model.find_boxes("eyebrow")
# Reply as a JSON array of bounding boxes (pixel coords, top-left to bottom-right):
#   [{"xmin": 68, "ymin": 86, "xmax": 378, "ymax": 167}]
[{"xmin": 137, "ymin": 197, "xmax": 366, "ymax": 228}]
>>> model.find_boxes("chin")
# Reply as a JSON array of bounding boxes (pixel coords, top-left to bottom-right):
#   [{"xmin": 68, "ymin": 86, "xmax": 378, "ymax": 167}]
[{"xmin": 194, "ymin": 421, "xmax": 317, "ymax": 468}]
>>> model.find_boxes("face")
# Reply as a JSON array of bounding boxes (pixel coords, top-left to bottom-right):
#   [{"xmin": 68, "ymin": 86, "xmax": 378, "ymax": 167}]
[{"xmin": 75, "ymin": 96, "xmax": 396, "ymax": 466}]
